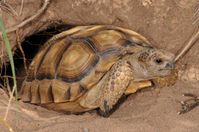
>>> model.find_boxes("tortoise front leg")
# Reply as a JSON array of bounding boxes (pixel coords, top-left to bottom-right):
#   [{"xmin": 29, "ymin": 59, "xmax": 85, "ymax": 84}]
[
  {"xmin": 95, "ymin": 60, "xmax": 134, "ymax": 116},
  {"xmin": 80, "ymin": 60, "xmax": 145, "ymax": 116}
]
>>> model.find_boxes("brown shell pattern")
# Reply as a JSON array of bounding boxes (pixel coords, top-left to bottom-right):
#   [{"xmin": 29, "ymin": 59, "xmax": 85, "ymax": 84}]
[{"xmin": 20, "ymin": 25, "xmax": 151, "ymax": 105}]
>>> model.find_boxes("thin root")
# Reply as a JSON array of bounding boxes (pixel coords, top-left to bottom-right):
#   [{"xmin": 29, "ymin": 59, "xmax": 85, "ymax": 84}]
[
  {"xmin": 16, "ymin": 29, "xmax": 28, "ymax": 74},
  {"xmin": 1, "ymin": 0, "xmax": 51, "ymax": 34}
]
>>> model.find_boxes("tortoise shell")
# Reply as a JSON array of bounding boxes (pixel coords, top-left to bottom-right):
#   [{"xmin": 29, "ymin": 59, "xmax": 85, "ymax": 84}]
[{"xmin": 20, "ymin": 25, "xmax": 152, "ymax": 113}]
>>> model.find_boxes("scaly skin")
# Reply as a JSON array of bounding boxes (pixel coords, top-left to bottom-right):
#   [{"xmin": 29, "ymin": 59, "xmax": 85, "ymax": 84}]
[
  {"xmin": 97, "ymin": 60, "xmax": 133, "ymax": 113},
  {"xmin": 152, "ymin": 68, "xmax": 178, "ymax": 87},
  {"xmin": 80, "ymin": 48, "xmax": 176, "ymax": 116}
]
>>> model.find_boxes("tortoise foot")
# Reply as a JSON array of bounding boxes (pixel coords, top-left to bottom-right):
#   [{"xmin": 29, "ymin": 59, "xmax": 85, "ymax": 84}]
[
  {"xmin": 178, "ymin": 93, "xmax": 199, "ymax": 115},
  {"xmin": 97, "ymin": 100, "xmax": 111, "ymax": 117}
]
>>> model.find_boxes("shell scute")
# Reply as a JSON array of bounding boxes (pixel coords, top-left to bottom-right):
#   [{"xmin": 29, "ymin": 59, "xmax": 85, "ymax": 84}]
[
  {"xmin": 36, "ymin": 39, "xmax": 71, "ymax": 80},
  {"xmin": 57, "ymin": 40, "xmax": 99, "ymax": 82},
  {"xmin": 39, "ymin": 79, "xmax": 53, "ymax": 104},
  {"xmin": 20, "ymin": 25, "xmax": 152, "ymax": 113},
  {"xmin": 30, "ymin": 80, "xmax": 40, "ymax": 104},
  {"xmin": 51, "ymin": 79, "xmax": 70, "ymax": 103}
]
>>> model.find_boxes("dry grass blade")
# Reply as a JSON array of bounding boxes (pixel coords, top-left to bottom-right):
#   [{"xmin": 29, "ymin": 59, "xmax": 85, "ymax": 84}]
[
  {"xmin": 174, "ymin": 27, "xmax": 199, "ymax": 62},
  {"xmin": 0, "ymin": 9, "xmax": 17, "ymax": 122},
  {"xmin": 193, "ymin": 5, "xmax": 199, "ymax": 25},
  {"xmin": 4, "ymin": 81, "xmax": 15, "ymax": 121},
  {"xmin": 175, "ymin": 6, "xmax": 199, "ymax": 62},
  {"xmin": 0, "ymin": 10, "xmax": 17, "ymax": 96},
  {"xmin": 2, "ymin": 0, "xmax": 51, "ymax": 33},
  {"xmin": 0, "ymin": 116, "xmax": 14, "ymax": 132},
  {"xmin": 0, "ymin": 0, "xmax": 51, "ymax": 126},
  {"xmin": 16, "ymin": 30, "xmax": 28, "ymax": 73},
  {"xmin": 19, "ymin": 0, "xmax": 24, "ymax": 16},
  {"xmin": 0, "ymin": 1, "xmax": 18, "ymax": 16}
]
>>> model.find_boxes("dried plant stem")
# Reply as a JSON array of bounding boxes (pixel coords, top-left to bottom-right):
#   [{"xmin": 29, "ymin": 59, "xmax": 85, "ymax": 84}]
[
  {"xmin": 178, "ymin": 6, "xmax": 199, "ymax": 61},
  {"xmin": 16, "ymin": 30, "xmax": 28, "ymax": 73},
  {"xmin": 0, "ymin": 8, "xmax": 17, "ymax": 124},
  {"xmin": 4, "ymin": 81, "xmax": 15, "ymax": 121},
  {"xmin": 0, "ymin": 116, "xmax": 14, "ymax": 132},
  {"xmin": 19, "ymin": 0, "xmax": 24, "ymax": 16},
  {"xmin": 174, "ymin": 27, "xmax": 199, "ymax": 62},
  {"xmin": 0, "ymin": 1, "xmax": 18, "ymax": 16},
  {"xmin": 0, "ymin": 10, "xmax": 17, "ymax": 98},
  {"xmin": 2, "ymin": 0, "xmax": 50, "ymax": 34},
  {"xmin": 193, "ymin": 6, "xmax": 199, "ymax": 25}
]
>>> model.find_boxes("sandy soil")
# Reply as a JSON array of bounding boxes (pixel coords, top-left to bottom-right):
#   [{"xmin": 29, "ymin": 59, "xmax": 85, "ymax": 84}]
[
  {"xmin": 1, "ymin": 81, "xmax": 199, "ymax": 132},
  {"xmin": 0, "ymin": 0, "xmax": 199, "ymax": 132}
]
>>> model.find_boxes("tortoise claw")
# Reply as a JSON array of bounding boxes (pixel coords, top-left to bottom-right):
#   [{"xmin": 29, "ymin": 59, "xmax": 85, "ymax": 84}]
[
  {"xmin": 182, "ymin": 93, "xmax": 198, "ymax": 98},
  {"xmin": 178, "ymin": 93, "xmax": 199, "ymax": 115},
  {"xmin": 98, "ymin": 100, "xmax": 111, "ymax": 117},
  {"xmin": 103, "ymin": 100, "xmax": 110, "ymax": 113}
]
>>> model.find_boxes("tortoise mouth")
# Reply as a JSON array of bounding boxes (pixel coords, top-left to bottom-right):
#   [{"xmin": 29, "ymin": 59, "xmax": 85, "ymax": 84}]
[
  {"xmin": 159, "ymin": 68, "xmax": 173, "ymax": 71},
  {"xmin": 158, "ymin": 68, "xmax": 173, "ymax": 77},
  {"xmin": 159, "ymin": 62, "xmax": 175, "ymax": 71}
]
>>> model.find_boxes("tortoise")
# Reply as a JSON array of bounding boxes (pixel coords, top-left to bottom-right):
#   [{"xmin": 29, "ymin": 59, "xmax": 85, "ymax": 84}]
[{"xmin": 20, "ymin": 25, "xmax": 176, "ymax": 116}]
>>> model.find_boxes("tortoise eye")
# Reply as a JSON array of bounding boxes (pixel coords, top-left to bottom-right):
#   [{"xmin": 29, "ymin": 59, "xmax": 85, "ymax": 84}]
[{"xmin": 155, "ymin": 58, "xmax": 163, "ymax": 64}]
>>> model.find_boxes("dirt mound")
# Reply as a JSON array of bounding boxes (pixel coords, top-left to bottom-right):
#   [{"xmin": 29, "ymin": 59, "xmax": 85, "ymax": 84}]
[{"xmin": 1, "ymin": 81, "xmax": 199, "ymax": 132}]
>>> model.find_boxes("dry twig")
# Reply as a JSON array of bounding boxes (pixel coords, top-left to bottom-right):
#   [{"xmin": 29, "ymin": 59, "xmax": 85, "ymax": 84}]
[
  {"xmin": 0, "ymin": 1, "xmax": 18, "ymax": 16},
  {"xmin": 193, "ymin": 6, "xmax": 199, "ymax": 25},
  {"xmin": 19, "ymin": 0, "xmax": 24, "ymax": 16},
  {"xmin": 4, "ymin": 81, "xmax": 15, "ymax": 121},
  {"xmin": 0, "ymin": 116, "xmax": 14, "ymax": 132},
  {"xmin": 1, "ymin": 0, "xmax": 51, "ymax": 34},
  {"xmin": 174, "ymin": 27, "xmax": 199, "ymax": 62},
  {"xmin": 175, "ymin": 5, "xmax": 199, "ymax": 62},
  {"xmin": 16, "ymin": 29, "xmax": 28, "ymax": 74}
]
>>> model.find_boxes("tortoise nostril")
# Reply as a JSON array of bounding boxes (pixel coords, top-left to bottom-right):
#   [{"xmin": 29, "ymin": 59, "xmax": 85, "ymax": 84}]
[{"xmin": 165, "ymin": 62, "xmax": 174, "ymax": 69}]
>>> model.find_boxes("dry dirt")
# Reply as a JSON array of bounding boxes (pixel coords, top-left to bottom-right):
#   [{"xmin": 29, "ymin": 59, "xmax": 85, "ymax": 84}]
[{"xmin": 0, "ymin": 0, "xmax": 199, "ymax": 132}]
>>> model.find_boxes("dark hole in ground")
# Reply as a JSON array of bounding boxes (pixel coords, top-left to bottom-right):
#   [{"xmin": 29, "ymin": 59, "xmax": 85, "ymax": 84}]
[
  {"xmin": 0, "ymin": 24, "xmax": 146, "ymax": 115},
  {"xmin": 0, "ymin": 23, "xmax": 75, "ymax": 93}
]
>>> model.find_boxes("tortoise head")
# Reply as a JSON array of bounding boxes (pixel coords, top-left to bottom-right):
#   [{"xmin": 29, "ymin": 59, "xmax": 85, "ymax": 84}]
[{"xmin": 127, "ymin": 48, "xmax": 175, "ymax": 81}]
